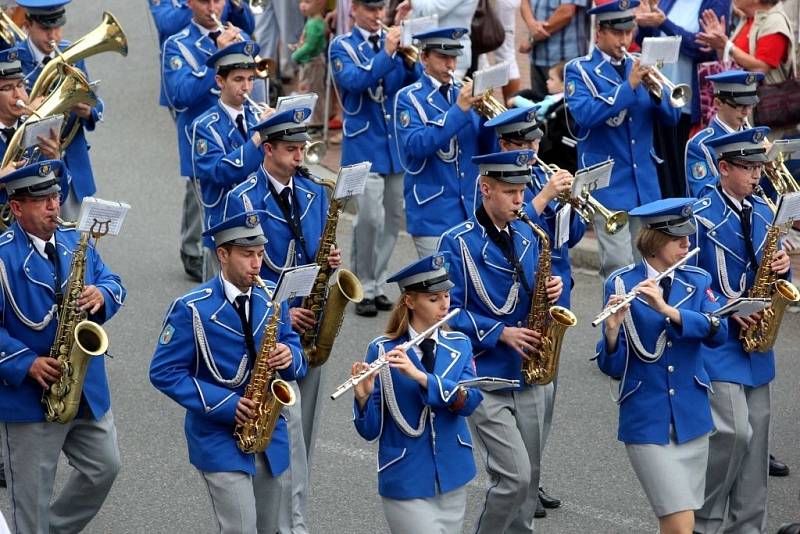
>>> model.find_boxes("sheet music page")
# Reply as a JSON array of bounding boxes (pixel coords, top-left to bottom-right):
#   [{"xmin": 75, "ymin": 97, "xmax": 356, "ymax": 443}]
[
  {"xmin": 766, "ymin": 138, "xmax": 800, "ymax": 161},
  {"xmin": 640, "ymin": 36, "xmax": 681, "ymax": 67},
  {"xmin": 401, "ymin": 14, "xmax": 438, "ymax": 47},
  {"xmin": 572, "ymin": 159, "xmax": 614, "ymax": 196},
  {"xmin": 774, "ymin": 191, "xmax": 800, "ymax": 226},
  {"xmin": 276, "ymin": 93, "xmax": 319, "ymax": 116},
  {"xmin": 556, "ymin": 204, "xmax": 571, "ymax": 249},
  {"xmin": 22, "ymin": 115, "xmax": 63, "ymax": 150},
  {"xmin": 713, "ymin": 298, "xmax": 771, "ymax": 318},
  {"xmin": 333, "ymin": 161, "xmax": 371, "ymax": 199},
  {"xmin": 273, "ymin": 264, "xmax": 320, "ymax": 303},
  {"xmin": 76, "ymin": 197, "xmax": 130, "ymax": 236},
  {"xmin": 457, "ymin": 377, "xmax": 520, "ymax": 390},
  {"xmin": 472, "ymin": 62, "xmax": 510, "ymax": 95}
]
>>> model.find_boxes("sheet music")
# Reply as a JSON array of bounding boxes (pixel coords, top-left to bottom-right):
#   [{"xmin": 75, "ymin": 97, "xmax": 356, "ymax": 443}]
[
  {"xmin": 556, "ymin": 204, "xmax": 571, "ymax": 249},
  {"xmin": 713, "ymin": 298, "xmax": 771, "ymax": 318},
  {"xmin": 766, "ymin": 138, "xmax": 800, "ymax": 161},
  {"xmin": 457, "ymin": 377, "xmax": 520, "ymax": 390},
  {"xmin": 401, "ymin": 14, "xmax": 438, "ymax": 47},
  {"xmin": 572, "ymin": 159, "xmax": 614, "ymax": 196},
  {"xmin": 472, "ymin": 62, "xmax": 510, "ymax": 95},
  {"xmin": 76, "ymin": 197, "xmax": 130, "ymax": 236},
  {"xmin": 640, "ymin": 36, "xmax": 681, "ymax": 67},
  {"xmin": 333, "ymin": 161, "xmax": 371, "ymax": 200},
  {"xmin": 22, "ymin": 115, "xmax": 63, "ymax": 150},
  {"xmin": 276, "ymin": 93, "xmax": 319, "ymax": 117},
  {"xmin": 774, "ymin": 192, "xmax": 800, "ymax": 226},
  {"xmin": 273, "ymin": 264, "xmax": 320, "ymax": 303}
]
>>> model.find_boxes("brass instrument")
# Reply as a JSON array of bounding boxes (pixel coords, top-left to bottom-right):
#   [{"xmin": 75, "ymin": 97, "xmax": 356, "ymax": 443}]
[
  {"xmin": 739, "ymin": 223, "xmax": 800, "ymax": 352},
  {"xmin": 299, "ymin": 175, "xmax": 364, "ymax": 367},
  {"xmin": 536, "ymin": 158, "xmax": 628, "ymax": 235},
  {"xmin": 379, "ymin": 22, "xmax": 419, "ymax": 65},
  {"xmin": 763, "ymin": 141, "xmax": 800, "ymax": 197},
  {"xmin": 42, "ymin": 219, "xmax": 110, "ymax": 423},
  {"xmin": 754, "ymin": 185, "xmax": 777, "ymax": 215},
  {"xmin": 304, "ymin": 141, "xmax": 327, "ymax": 165},
  {"xmin": 592, "ymin": 248, "xmax": 700, "ymax": 327},
  {"xmin": 620, "ymin": 47, "xmax": 690, "ymax": 108},
  {"xmin": 0, "ymin": 8, "xmax": 26, "ymax": 45},
  {"xmin": 449, "ymin": 71, "xmax": 507, "ymax": 118},
  {"xmin": 232, "ymin": 0, "xmax": 268, "ymax": 15},
  {"xmin": 516, "ymin": 210, "xmax": 577, "ymax": 385},
  {"xmin": 234, "ymin": 276, "xmax": 297, "ymax": 453},
  {"xmin": 210, "ymin": 13, "xmax": 273, "ymax": 79},
  {"xmin": 330, "ymin": 308, "xmax": 460, "ymax": 400}
]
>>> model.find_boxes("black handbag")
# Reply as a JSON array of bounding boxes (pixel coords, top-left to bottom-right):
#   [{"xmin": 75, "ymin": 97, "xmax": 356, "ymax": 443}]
[
  {"xmin": 470, "ymin": 0, "xmax": 505, "ymax": 55},
  {"xmin": 753, "ymin": 77, "xmax": 800, "ymax": 129}
]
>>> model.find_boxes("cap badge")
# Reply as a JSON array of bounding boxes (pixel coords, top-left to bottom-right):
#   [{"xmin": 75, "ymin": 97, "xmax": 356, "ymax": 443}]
[
  {"xmin": 452, "ymin": 29, "xmax": 465, "ymax": 39},
  {"xmin": 433, "ymin": 254, "xmax": 444, "ymax": 269},
  {"xmin": 753, "ymin": 130, "xmax": 764, "ymax": 143},
  {"xmin": 293, "ymin": 109, "xmax": 305, "ymax": 123},
  {"xmin": 619, "ymin": 0, "xmax": 630, "ymax": 9},
  {"xmin": 681, "ymin": 204, "xmax": 693, "ymax": 217},
  {"xmin": 516, "ymin": 152, "xmax": 529, "ymax": 166},
  {"xmin": 39, "ymin": 163, "xmax": 50, "ymax": 177},
  {"xmin": 7, "ymin": 51, "xmax": 16, "ymax": 61},
  {"xmin": 245, "ymin": 213, "xmax": 260, "ymax": 228},
  {"xmin": 745, "ymin": 73, "xmax": 756, "ymax": 85},
  {"xmin": 244, "ymin": 42, "xmax": 254, "ymax": 56},
  {"xmin": 526, "ymin": 109, "xmax": 536, "ymax": 122}
]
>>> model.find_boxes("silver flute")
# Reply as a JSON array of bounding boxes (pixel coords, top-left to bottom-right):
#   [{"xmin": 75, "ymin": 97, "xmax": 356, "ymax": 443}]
[
  {"xmin": 330, "ymin": 308, "xmax": 460, "ymax": 400},
  {"xmin": 591, "ymin": 248, "xmax": 700, "ymax": 327}
]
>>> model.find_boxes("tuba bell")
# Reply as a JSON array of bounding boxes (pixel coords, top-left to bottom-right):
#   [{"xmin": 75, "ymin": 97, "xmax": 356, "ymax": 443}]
[
  {"xmin": 0, "ymin": 8, "xmax": 26, "ymax": 45},
  {"xmin": 304, "ymin": 141, "xmax": 327, "ymax": 165}
]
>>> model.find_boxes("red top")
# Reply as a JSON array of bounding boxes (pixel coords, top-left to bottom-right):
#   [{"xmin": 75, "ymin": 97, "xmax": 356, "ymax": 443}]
[{"xmin": 732, "ymin": 17, "xmax": 790, "ymax": 68}]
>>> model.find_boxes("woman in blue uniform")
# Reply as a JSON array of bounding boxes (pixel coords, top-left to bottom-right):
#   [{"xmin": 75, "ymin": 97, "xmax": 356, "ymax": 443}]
[
  {"xmin": 350, "ymin": 252, "xmax": 483, "ymax": 534},
  {"xmin": 596, "ymin": 198, "xmax": 728, "ymax": 534}
]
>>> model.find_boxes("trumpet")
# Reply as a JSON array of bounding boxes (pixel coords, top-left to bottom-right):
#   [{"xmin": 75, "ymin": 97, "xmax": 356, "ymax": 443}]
[
  {"xmin": 536, "ymin": 158, "xmax": 628, "ymax": 235},
  {"xmin": 379, "ymin": 22, "xmax": 419, "ymax": 65},
  {"xmin": 0, "ymin": 8, "xmax": 25, "ymax": 45},
  {"xmin": 210, "ymin": 13, "xmax": 273, "ymax": 78},
  {"xmin": 620, "ymin": 47, "xmax": 690, "ymax": 108},
  {"xmin": 592, "ymin": 248, "xmax": 700, "ymax": 327},
  {"xmin": 330, "ymin": 308, "xmax": 460, "ymax": 400},
  {"xmin": 449, "ymin": 71, "xmax": 507, "ymax": 118},
  {"xmin": 244, "ymin": 92, "xmax": 267, "ymax": 114}
]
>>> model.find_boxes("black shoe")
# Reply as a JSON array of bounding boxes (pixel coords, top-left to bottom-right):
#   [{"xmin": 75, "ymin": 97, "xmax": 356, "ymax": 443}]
[
  {"xmin": 534, "ymin": 498, "xmax": 546, "ymax": 518},
  {"xmin": 539, "ymin": 486, "xmax": 561, "ymax": 509},
  {"xmin": 355, "ymin": 298, "xmax": 378, "ymax": 317},
  {"xmin": 374, "ymin": 295, "xmax": 393, "ymax": 311},
  {"xmin": 778, "ymin": 523, "xmax": 800, "ymax": 534},
  {"xmin": 181, "ymin": 252, "xmax": 203, "ymax": 282},
  {"xmin": 0, "ymin": 467, "xmax": 6, "ymax": 488},
  {"xmin": 770, "ymin": 454, "xmax": 790, "ymax": 477}
]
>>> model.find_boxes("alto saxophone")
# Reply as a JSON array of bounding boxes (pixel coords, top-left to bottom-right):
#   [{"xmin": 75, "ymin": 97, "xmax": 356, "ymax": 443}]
[
  {"xmin": 516, "ymin": 210, "xmax": 577, "ymax": 385},
  {"xmin": 234, "ymin": 276, "xmax": 297, "ymax": 454},
  {"xmin": 42, "ymin": 228, "xmax": 109, "ymax": 423},
  {"xmin": 740, "ymin": 224, "xmax": 800, "ymax": 352},
  {"xmin": 299, "ymin": 170, "xmax": 363, "ymax": 367}
]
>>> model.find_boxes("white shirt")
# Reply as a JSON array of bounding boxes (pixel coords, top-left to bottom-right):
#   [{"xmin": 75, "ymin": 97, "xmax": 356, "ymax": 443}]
[
  {"xmin": 720, "ymin": 187, "xmax": 751, "ymax": 212},
  {"xmin": 192, "ymin": 19, "xmax": 213, "ymax": 38},
  {"xmin": 355, "ymin": 25, "xmax": 381, "ymax": 45},
  {"xmin": 600, "ymin": 49, "xmax": 624, "ymax": 67},
  {"xmin": 266, "ymin": 168, "xmax": 294, "ymax": 201},
  {"xmin": 219, "ymin": 100, "xmax": 245, "ymax": 127},
  {"xmin": 221, "ymin": 273, "xmax": 252, "ymax": 320},
  {"xmin": 27, "ymin": 232, "xmax": 55, "ymax": 260},
  {"xmin": 643, "ymin": 259, "xmax": 675, "ymax": 297},
  {"xmin": 407, "ymin": 324, "xmax": 439, "ymax": 360}
]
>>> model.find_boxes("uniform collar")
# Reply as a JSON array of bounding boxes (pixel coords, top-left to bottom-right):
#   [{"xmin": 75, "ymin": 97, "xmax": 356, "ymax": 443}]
[
  {"xmin": 266, "ymin": 169, "xmax": 294, "ymax": 197},
  {"xmin": 191, "ymin": 19, "xmax": 213, "ymax": 38},
  {"xmin": 26, "ymin": 231, "xmax": 55, "ymax": 259},
  {"xmin": 719, "ymin": 185, "xmax": 750, "ymax": 211},
  {"xmin": 220, "ymin": 273, "xmax": 252, "ymax": 305},
  {"xmin": 599, "ymin": 48, "xmax": 624, "ymax": 66},
  {"xmin": 27, "ymin": 37, "xmax": 53, "ymax": 65},
  {"xmin": 355, "ymin": 25, "xmax": 381, "ymax": 43},
  {"xmin": 407, "ymin": 324, "xmax": 439, "ymax": 356},
  {"xmin": 643, "ymin": 258, "xmax": 674, "ymax": 282},
  {"xmin": 426, "ymin": 73, "xmax": 444, "ymax": 90},
  {"xmin": 219, "ymin": 99, "xmax": 244, "ymax": 124}
]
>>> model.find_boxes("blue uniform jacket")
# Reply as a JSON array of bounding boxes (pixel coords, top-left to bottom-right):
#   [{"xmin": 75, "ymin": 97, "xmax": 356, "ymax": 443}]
[
  {"xmin": 522, "ymin": 165, "xmax": 586, "ymax": 308},
  {"xmin": 150, "ymin": 0, "xmax": 255, "ymax": 107},
  {"xmin": 223, "ymin": 166, "xmax": 328, "ymax": 285},
  {"xmin": 0, "ymin": 223, "xmax": 126, "ymax": 422},
  {"xmin": 353, "ymin": 330, "xmax": 481, "ymax": 499},
  {"xmin": 565, "ymin": 48, "xmax": 680, "ymax": 211},
  {"xmin": 18, "ymin": 39, "xmax": 103, "ymax": 203},
  {"xmin": 150, "ymin": 275, "xmax": 306, "ymax": 475},
  {"xmin": 394, "ymin": 74, "xmax": 496, "ymax": 237},
  {"xmin": 437, "ymin": 213, "xmax": 540, "ymax": 388},
  {"xmin": 329, "ymin": 29, "xmax": 420, "ymax": 174},
  {"xmin": 596, "ymin": 261, "xmax": 726, "ymax": 444},
  {"xmin": 163, "ymin": 23, "xmax": 253, "ymax": 177},
  {"xmin": 693, "ymin": 185, "xmax": 779, "ymax": 386},
  {"xmin": 192, "ymin": 100, "xmax": 263, "ymax": 248},
  {"xmin": 685, "ymin": 115, "xmax": 740, "ymax": 197}
]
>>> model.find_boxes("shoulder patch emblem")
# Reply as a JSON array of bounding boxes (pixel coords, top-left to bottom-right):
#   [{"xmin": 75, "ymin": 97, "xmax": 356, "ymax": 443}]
[
  {"xmin": 691, "ymin": 161, "xmax": 707, "ymax": 180},
  {"xmin": 399, "ymin": 110, "xmax": 411, "ymax": 127},
  {"xmin": 159, "ymin": 324, "xmax": 175, "ymax": 345},
  {"xmin": 170, "ymin": 56, "xmax": 183, "ymax": 70},
  {"xmin": 566, "ymin": 80, "xmax": 575, "ymax": 97},
  {"xmin": 333, "ymin": 58, "xmax": 343, "ymax": 72},
  {"xmin": 195, "ymin": 138, "xmax": 207, "ymax": 156}
]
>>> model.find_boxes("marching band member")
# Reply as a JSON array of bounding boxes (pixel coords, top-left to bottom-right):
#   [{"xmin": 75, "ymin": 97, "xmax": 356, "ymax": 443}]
[
  {"xmin": 0, "ymin": 160, "xmax": 126, "ymax": 533},
  {"xmin": 191, "ymin": 40, "xmax": 270, "ymax": 280},
  {"xmin": 693, "ymin": 127, "xmax": 791, "ymax": 534},
  {"xmin": 487, "ymin": 105, "xmax": 585, "ymax": 516},
  {"xmin": 394, "ymin": 27, "xmax": 496, "ymax": 259},
  {"xmin": 596, "ymin": 197, "xmax": 727, "ymax": 534},
  {"xmin": 685, "ymin": 70, "xmax": 763, "ymax": 197},
  {"xmin": 437, "ymin": 150, "xmax": 563, "ymax": 533},
  {"xmin": 150, "ymin": 209, "xmax": 306, "ymax": 534},
  {"xmin": 162, "ymin": 0, "xmax": 252, "ymax": 282},
  {"xmin": 351, "ymin": 251, "xmax": 482, "ymax": 534},
  {"xmin": 223, "ymin": 107, "xmax": 341, "ymax": 534},
  {"xmin": 565, "ymin": 0, "xmax": 680, "ymax": 277},
  {"xmin": 329, "ymin": 0, "xmax": 419, "ymax": 317},
  {"xmin": 16, "ymin": 0, "xmax": 105, "ymax": 220}
]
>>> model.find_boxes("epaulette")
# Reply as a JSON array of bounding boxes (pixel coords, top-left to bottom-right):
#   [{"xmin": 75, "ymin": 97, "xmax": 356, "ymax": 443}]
[
  {"xmin": 170, "ymin": 27, "xmax": 191, "ymax": 41},
  {"xmin": 0, "ymin": 231, "xmax": 13, "ymax": 248},
  {"xmin": 751, "ymin": 194, "xmax": 769, "ymax": 207},
  {"xmin": 181, "ymin": 285, "xmax": 214, "ymax": 304},
  {"xmin": 678, "ymin": 264, "xmax": 710, "ymax": 277},
  {"xmin": 692, "ymin": 197, "xmax": 712, "ymax": 213},
  {"xmin": 447, "ymin": 219, "xmax": 478, "ymax": 239},
  {"xmin": 371, "ymin": 334, "xmax": 391, "ymax": 346},
  {"xmin": 607, "ymin": 263, "xmax": 636, "ymax": 282},
  {"xmin": 441, "ymin": 330, "xmax": 468, "ymax": 340}
]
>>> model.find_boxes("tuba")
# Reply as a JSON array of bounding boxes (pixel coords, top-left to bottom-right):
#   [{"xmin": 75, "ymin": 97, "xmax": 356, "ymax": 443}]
[
  {"xmin": 42, "ymin": 220, "xmax": 109, "ymax": 423},
  {"xmin": 0, "ymin": 8, "xmax": 25, "ymax": 46},
  {"xmin": 234, "ymin": 276, "xmax": 297, "ymax": 453},
  {"xmin": 740, "ymin": 223, "xmax": 800, "ymax": 352},
  {"xmin": 516, "ymin": 210, "xmax": 577, "ymax": 385},
  {"xmin": 298, "ymin": 171, "xmax": 363, "ymax": 367}
]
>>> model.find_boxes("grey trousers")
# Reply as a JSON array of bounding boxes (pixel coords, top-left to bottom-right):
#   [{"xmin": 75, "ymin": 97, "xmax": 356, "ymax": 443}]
[
  {"xmin": 412, "ymin": 235, "xmax": 440, "ymax": 259},
  {"xmin": 277, "ymin": 383, "xmax": 309, "ymax": 534},
  {"xmin": 182, "ymin": 179, "xmax": 203, "ymax": 259},
  {"xmin": 469, "ymin": 386, "xmax": 547, "ymax": 534},
  {"xmin": 695, "ymin": 382, "xmax": 770, "ymax": 534},
  {"xmin": 594, "ymin": 212, "xmax": 643, "ymax": 279},
  {"xmin": 351, "ymin": 172, "xmax": 404, "ymax": 300},
  {"xmin": 2, "ymin": 410, "xmax": 121, "ymax": 534},
  {"xmin": 381, "ymin": 486, "xmax": 467, "ymax": 534},
  {"xmin": 297, "ymin": 364, "xmax": 326, "ymax": 459},
  {"xmin": 253, "ymin": 0, "xmax": 304, "ymax": 77},
  {"xmin": 201, "ymin": 453, "xmax": 284, "ymax": 534}
]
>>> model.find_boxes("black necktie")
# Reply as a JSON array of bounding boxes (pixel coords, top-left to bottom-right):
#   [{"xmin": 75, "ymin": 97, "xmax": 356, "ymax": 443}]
[
  {"xmin": 659, "ymin": 277, "xmax": 672, "ymax": 302},
  {"xmin": 439, "ymin": 83, "xmax": 451, "ymax": 103},
  {"xmin": 209, "ymin": 30, "xmax": 221, "ymax": 45},
  {"xmin": 279, "ymin": 188, "xmax": 293, "ymax": 217},
  {"xmin": 368, "ymin": 34, "xmax": 380, "ymax": 53},
  {"xmin": 44, "ymin": 241, "xmax": 62, "ymax": 305},
  {"xmin": 0, "ymin": 126, "xmax": 15, "ymax": 142},
  {"xmin": 235, "ymin": 114, "xmax": 247, "ymax": 138},
  {"xmin": 234, "ymin": 295, "xmax": 257, "ymax": 359},
  {"xmin": 740, "ymin": 204, "xmax": 758, "ymax": 266},
  {"xmin": 419, "ymin": 338, "xmax": 436, "ymax": 373},
  {"xmin": 42, "ymin": 55, "xmax": 51, "ymax": 66}
]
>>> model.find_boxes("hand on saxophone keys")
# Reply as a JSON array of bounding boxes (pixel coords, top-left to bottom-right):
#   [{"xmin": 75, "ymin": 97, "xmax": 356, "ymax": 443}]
[
  {"xmin": 500, "ymin": 326, "xmax": 542, "ymax": 360},
  {"xmin": 770, "ymin": 249, "xmax": 791, "ymax": 275},
  {"xmin": 77, "ymin": 284, "xmax": 106, "ymax": 314},
  {"xmin": 27, "ymin": 356, "xmax": 62, "ymax": 389},
  {"xmin": 235, "ymin": 396, "xmax": 258, "ymax": 426},
  {"xmin": 290, "ymin": 307, "xmax": 317, "ymax": 334},
  {"xmin": 267, "ymin": 343, "xmax": 293, "ymax": 370},
  {"xmin": 545, "ymin": 275, "xmax": 564, "ymax": 304}
]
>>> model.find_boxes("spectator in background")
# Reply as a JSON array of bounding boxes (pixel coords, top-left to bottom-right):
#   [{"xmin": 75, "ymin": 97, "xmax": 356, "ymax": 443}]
[
  {"xmin": 254, "ymin": 0, "xmax": 306, "ymax": 81},
  {"xmin": 520, "ymin": 0, "xmax": 590, "ymax": 101},
  {"xmin": 635, "ymin": 0, "xmax": 732, "ymax": 198},
  {"xmin": 292, "ymin": 0, "xmax": 329, "ymax": 128},
  {"xmin": 476, "ymin": 0, "xmax": 522, "ymax": 101}
]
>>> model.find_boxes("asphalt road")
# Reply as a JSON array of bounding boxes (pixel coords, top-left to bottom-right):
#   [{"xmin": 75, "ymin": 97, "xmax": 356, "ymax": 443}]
[{"xmin": 1, "ymin": 2, "xmax": 799, "ymax": 533}]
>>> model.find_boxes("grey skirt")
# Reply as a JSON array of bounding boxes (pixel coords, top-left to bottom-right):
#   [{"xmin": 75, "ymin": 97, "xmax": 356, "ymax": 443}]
[
  {"xmin": 625, "ymin": 432, "xmax": 710, "ymax": 517},
  {"xmin": 381, "ymin": 486, "xmax": 467, "ymax": 534}
]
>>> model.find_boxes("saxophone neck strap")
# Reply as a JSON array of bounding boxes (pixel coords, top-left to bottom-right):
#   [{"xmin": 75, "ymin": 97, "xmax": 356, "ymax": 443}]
[{"xmin": 476, "ymin": 205, "xmax": 532, "ymax": 297}]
